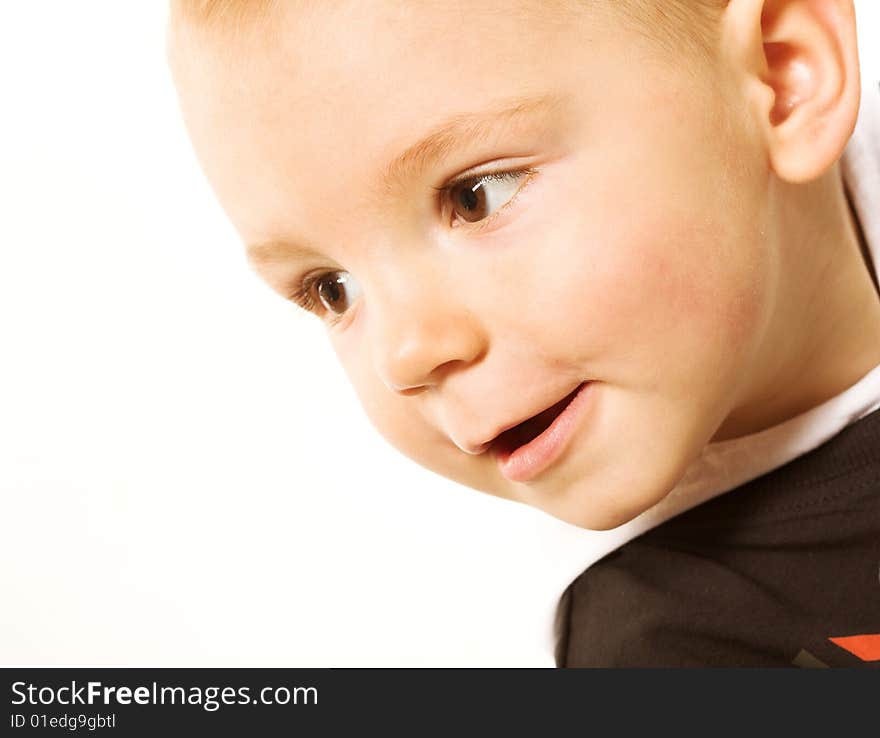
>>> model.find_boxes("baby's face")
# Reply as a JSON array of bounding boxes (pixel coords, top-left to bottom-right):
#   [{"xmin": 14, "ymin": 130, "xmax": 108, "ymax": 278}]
[{"xmin": 170, "ymin": 0, "xmax": 774, "ymax": 529}]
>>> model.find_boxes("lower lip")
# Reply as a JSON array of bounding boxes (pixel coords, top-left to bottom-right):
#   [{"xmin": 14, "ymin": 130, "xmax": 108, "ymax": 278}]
[{"xmin": 494, "ymin": 381, "xmax": 594, "ymax": 483}]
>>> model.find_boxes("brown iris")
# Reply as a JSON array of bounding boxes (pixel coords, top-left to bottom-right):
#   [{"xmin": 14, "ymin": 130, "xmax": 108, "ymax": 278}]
[
  {"xmin": 449, "ymin": 179, "xmax": 488, "ymax": 223},
  {"xmin": 316, "ymin": 272, "xmax": 352, "ymax": 314}
]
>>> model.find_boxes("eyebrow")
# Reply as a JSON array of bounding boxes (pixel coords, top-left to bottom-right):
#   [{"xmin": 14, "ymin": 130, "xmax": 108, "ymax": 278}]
[
  {"xmin": 246, "ymin": 91, "xmax": 568, "ymax": 263},
  {"xmin": 378, "ymin": 91, "xmax": 569, "ymax": 195},
  {"xmin": 246, "ymin": 239, "xmax": 320, "ymax": 268}
]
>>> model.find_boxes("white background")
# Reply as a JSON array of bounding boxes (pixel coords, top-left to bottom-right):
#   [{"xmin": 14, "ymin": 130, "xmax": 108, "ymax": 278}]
[{"xmin": 1, "ymin": 2, "xmax": 877, "ymax": 667}]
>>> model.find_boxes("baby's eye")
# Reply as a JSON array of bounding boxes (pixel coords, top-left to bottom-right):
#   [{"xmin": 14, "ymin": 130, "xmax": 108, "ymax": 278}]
[
  {"xmin": 314, "ymin": 271, "xmax": 361, "ymax": 316},
  {"xmin": 290, "ymin": 270, "xmax": 362, "ymax": 322},
  {"xmin": 445, "ymin": 169, "xmax": 535, "ymax": 227}
]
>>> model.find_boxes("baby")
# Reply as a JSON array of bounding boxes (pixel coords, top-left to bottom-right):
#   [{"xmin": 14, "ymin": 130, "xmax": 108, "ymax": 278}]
[{"xmin": 167, "ymin": 0, "xmax": 880, "ymax": 666}]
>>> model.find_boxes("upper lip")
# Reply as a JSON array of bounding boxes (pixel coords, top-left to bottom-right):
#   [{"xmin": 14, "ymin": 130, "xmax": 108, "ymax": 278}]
[{"xmin": 463, "ymin": 381, "xmax": 589, "ymax": 455}]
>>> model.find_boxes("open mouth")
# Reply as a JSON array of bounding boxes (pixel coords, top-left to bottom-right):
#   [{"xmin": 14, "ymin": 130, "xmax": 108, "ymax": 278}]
[{"xmin": 491, "ymin": 382, "xmax": 587, "ymax": 458}]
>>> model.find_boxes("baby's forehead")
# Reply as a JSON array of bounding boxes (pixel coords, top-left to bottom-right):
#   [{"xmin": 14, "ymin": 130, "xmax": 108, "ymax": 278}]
[
  {"xmin": 171, "ymin": 0, "xmax": 605, "ymax": 107},
  {"xmin": 171, "ymin": 0, "xmax": 728, "ymax": 103},
  {"xmin": 169, "ymin": 0, "xmax": 587, "ymax": 63}
]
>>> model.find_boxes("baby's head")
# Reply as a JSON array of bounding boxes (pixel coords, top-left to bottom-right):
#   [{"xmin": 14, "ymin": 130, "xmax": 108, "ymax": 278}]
[{"xmin": 168, "ymin": 0, "xmax": 868, "ymax": 529}]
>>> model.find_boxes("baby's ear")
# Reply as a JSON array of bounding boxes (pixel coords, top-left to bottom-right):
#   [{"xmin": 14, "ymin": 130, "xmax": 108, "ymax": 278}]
[{"xmin": 724, "ymin": 0, "xmax": 861, "ymax": 184}]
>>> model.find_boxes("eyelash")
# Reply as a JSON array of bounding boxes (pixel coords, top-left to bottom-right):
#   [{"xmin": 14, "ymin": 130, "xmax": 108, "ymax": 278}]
[{"xmin": 287, "ymin": 166, "xmax": 539, "ymax": 321}]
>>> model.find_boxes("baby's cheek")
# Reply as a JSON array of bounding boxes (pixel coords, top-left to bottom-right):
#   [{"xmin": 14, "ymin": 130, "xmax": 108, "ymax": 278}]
[
  {"xmin": 658, "ymin": 241, "xmax": 769, "ymax": 385},
  {"xmin": 579, "ymin": 218, "xmax": 768, "ymax": 386}
]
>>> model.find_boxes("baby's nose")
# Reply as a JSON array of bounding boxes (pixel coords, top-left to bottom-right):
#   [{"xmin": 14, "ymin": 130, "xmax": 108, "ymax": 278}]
[{"xmin": 372, "ymin": 298, "xmax": 487, "ymax": 395}]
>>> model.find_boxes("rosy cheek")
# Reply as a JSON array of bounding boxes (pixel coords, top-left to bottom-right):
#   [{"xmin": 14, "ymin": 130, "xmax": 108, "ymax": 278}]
[
  {"xmin": 578, "ymin": 212, "xmax": 764, "ymax": 373},
  {"xmin": 640, "ymin": 249, "xmax": 718, "ymax": 322},
  {"xmin": 580, "ymin": 237, "xmax": 690, "ymax": 341}
]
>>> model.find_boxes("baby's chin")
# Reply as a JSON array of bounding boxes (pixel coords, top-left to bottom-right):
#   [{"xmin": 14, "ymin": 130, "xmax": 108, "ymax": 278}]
[
  {"xmin": 535, "ymin": 460, "xmax": 690, "ymax": 531},
  {"xmin": 508, "ymin": 390, "xmax": 714, "ymax": 531},
  {"xmin": 424, "ymin": 432, "xmax": 694, "ymax": 531}
]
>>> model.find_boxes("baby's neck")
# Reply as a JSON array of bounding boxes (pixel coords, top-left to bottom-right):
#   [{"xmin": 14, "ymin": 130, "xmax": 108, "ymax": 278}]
[
  {"xmin": 713, "ymin": 164, "xmax": 880, "ymax": 441},
  {"xmin": 851, "ymin": 188, "xmax": 878, "ymax": 294}
]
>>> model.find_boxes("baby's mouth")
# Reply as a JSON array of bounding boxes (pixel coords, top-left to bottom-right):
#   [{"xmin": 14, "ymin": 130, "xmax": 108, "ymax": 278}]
[{"xmin": 490, "ymin": 383, "xmax": 586, "ymax": 457}]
